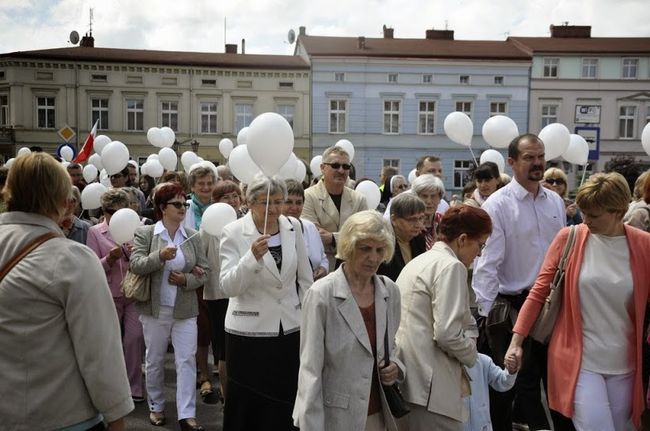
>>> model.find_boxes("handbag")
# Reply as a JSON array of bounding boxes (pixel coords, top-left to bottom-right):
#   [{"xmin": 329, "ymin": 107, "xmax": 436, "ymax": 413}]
[
  {"xmin": 0, "ymin": 232, "xmax": 59, "ymax": 281},
  {"xmin": 529, "ymin": 225, "xmax": 577, "ymax": 344},
  {"xmin": 378, "ymin": 278, "xmax": 410, "ymax": 418},
  {"xmin": 120, "ymin": 228, "xmax": 153, "ymax": 302}
]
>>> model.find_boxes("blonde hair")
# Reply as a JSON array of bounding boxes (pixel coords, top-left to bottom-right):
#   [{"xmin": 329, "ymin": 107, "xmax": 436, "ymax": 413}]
[
  {"xmin": 336, "ymin": 210, "xmax": 394, "ymax": 263},
  {"xmin": 543, "ymin": 167, "xmax": 569, "ymax": 197},
  {"xmin": 576, "ymin": 172, "xmax": 630, "ymax": 215},
  {"xmin": 4, "ymin": 153, "xmax": 71, "ymax": 220}
]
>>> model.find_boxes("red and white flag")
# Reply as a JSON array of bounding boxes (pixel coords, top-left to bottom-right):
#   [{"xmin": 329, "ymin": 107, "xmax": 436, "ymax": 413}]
[{"xmin": 73, "ymin": 120, "xmax": 99, "ymax": 163}]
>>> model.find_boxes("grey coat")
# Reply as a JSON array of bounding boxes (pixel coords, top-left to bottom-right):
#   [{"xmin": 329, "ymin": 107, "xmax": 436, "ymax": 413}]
[{"xmin": 130, "ymin": 224, "xmax": 210, "ymax": 320}]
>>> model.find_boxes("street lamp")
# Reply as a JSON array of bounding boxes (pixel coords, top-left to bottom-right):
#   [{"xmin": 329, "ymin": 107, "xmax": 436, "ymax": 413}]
[{"xmin": 191, "ymin": 139, "xmax": 200, "ymax": 153}]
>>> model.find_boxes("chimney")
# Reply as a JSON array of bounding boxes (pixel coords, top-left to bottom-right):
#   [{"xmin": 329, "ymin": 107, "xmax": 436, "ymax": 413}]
[
  {"xmin": 357, "ymin": 36, "xmax": 366, "ymax": 49},
  {"xmin": 225, "ymin": 44, "xmax": 237, "ymax": 54},
  {"xmin": 241, "ymin": 39, "xmax": 246, "ymax": 54},
  {"xmin": 80, "ymin": 34, "xmax": 94, "ymax": 47},
  {"xmin": 383, "ymin": 25, "xmax": 394, "ymax": 39},
  {"xmin": 299, "ymin": 26, "xmax": 306, "ymax": 36},
  {"xmin": 425, "ymin": 29, "xmax": 454, "ymax": 40},
  {"xmin": 550, "ymin": 24, "xmax": 591, "ymax": 38}
]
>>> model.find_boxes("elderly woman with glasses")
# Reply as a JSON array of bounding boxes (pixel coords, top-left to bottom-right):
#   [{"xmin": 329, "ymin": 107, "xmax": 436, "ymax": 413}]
[
  {"xmin": 293, "ymin": 210, "xmax": 404, "ymax": 431},
  {"xmin": 410, "ymin": 174, "xmax": 446, "ymax": 250},
  {"xmin": 219, "ymin": 174, "xmax": 313, "ymax": 430},
  {"xmin": 379, "ymin": 174, "xmax": 409, "ymax": 210},
  {"xmin": 378, "ymin": 192, "xmax": 427, "ymax": 282},
  {"xmin": 543, "ymin": 167, "xmax": 582, "ymax": 226},
  {"xmin": 86, "ymin": 188, "xmax": 145, "ymax": 403},
  {"xmin": 129, "ymin": 182, "xmax": 210, "ymax": 431}
]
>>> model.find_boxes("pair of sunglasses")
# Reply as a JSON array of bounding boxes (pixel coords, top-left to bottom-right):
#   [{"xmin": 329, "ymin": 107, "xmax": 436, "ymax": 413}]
[
  {"xmin": 545, "ymin": 178, "xmax": 566, "ymax": 186},
  {"xmin": 167, "ymin": 201, "xmax": 190, "ymax": 209},
  {"xmin": 323, "ymin": 162, "xmax": 352, "ymax": 170}
]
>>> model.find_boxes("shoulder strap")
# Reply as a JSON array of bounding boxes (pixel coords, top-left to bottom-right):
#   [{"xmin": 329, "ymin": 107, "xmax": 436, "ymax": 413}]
[
  {"xmin": 556, "ymin": 225, "xmax": 577, "ymax": 275},
  {"xmin": 0, "ymin": 232, "xmax": 60, "ymax": 281}
]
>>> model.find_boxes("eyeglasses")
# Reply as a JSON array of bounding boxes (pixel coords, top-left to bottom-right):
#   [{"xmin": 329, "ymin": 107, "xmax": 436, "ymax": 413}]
[
  {"xmin": 545, "ymin": 178, "xmax": 566, "ymax": 186},
  {"xmin": 166, "ymin": 201, "xmax": 190, "ymax": 209},
  {"xmin": 402, "ymin": 215, "xmax": 426, "ymax": 224},
  {"xmin": 323, "ymin": 162, "xmax": 352, "ymax": 171},
  {"xmin": 395, "ymin": 184, "xmax": 409, "ymax": 190}
]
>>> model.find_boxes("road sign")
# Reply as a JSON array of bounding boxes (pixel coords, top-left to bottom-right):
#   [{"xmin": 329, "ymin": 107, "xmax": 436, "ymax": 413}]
[
  {"xmin": 575, "ymin": 126, "xmax": 600, "ymax": 161},
  {"xmin": 57, "ymin": 125, "xmax": 76, "ymax": 143}
]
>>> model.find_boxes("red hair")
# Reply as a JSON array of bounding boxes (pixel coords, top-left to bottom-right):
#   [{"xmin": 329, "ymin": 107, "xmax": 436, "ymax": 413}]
[
  {"xmin": 438, "ymin": 204, "xmax": 492, "ymax": 242},
  {"xmin": 154, "ymin": 182, "xmax": 185, "ymax": 219}
]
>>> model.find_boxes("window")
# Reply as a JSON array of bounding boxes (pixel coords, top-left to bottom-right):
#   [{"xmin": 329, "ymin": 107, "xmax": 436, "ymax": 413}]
[
  {"xmin": 418, "ymin": 101, "xmax": 436, "ymax": 134},
  {"xmin": 91, "ymin": 74, "xmax": 107, "ymax": 82},
  {"xmin": 383, "ymin": 100, "xmax": 400, "ymax": 134},
  {"xmin": 0, "ymin": 71, "xmax": 5, "ymax": 80},
  {"xmin": 455, "ymin": 101, "xmax": 472, "ymax": 119},
  {"xmin": 91, "ymin": 98, "xmax": 109, "ymax": 130},
  {"xmin": 0, "ymin": 95, "xmax": 8, "ymax": 126},
  {"xmin": 334, "ymin": 72, "xmax": 345, "ymax": 82},
  {"xmin": 161, "ymin": 101, "xmax": 178, "ymax": 131},
  {"xmin": 622, "ymin": 58, "xmax": 639, "ymax": 79},
  {"xmin": 200, "ymin": 102, "xmax": 218, "ymax": 134},
  {"xmin": 459, "ymin": 75, "xmax": 469, "ymax": 85},
  {"xmin": 329, "ymin": 99, "xmax": 347, "ymax": 133},
  {"xmin": 619, "ymin": 106, "xmax": 636, "ymax": 139},
  {"xmin": 383, "ymin": 159, "xmax": 400, "ymax": 169},
  {"xmin": 235, "ymin": 103, "xmax": 254, "ymax": 132},
  {"xmin": 494, "ymin": 76, "xmax": 504, "ymax": 85},
  {"xmin": 489, "ymin": 102, "xmax": 507, "ymax": 117},
  {"xmin": 422, "ymin": 74, "xmax": 432, "ymax": 84},
  {"xmin": 581, "ymin": 58, "xmax": 598, "ymax": 78},
  {"xmin": 453, "ymin": 160, "xmax": 473, "ymax": 188},
  {"xmin": 201, "ymin": 79, "xmax": 216, "ymax": 87},
  {"xmin": 388, "ymin": 73, "xmax": 398, "ymax": 83},
  {"xmin": 541, "ymin": 104, "xmax": 558, "ymax": 128},
  {"xmin": 277, "ymin": 104, "xmax": 295, "ymax": 129},
  {"xmin": 543, "ymin": 58, "xmax": 559, "ymax": 78},
  {"xmin": 126, "ymin": 99, "xmax": 144, "ymax": 131},
  {"xmin": 36, "ymin": 96, "xmax": 55, "ymax": 129}
]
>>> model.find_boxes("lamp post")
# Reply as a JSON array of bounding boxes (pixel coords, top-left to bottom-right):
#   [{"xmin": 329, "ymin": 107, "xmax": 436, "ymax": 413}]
[
  {"xmin": 191, "ymin": 139, "xmax": 200, "ymax": 153},
  {"xmin": 172, "ymin": 138, "xmax": 200, "ymax": 155}
]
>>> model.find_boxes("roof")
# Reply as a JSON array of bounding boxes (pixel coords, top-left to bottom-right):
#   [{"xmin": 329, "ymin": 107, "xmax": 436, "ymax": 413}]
[
  {"xmin": 0, "ymin": 46, "xmax": 310, "ymax": 70},
  {"xmin": 509, "ymin": 37, "xmax": 650, "ymax": 55},
  {"xmin": 297, "ymin": 35, "xmax": 531, "ymax": 61}
]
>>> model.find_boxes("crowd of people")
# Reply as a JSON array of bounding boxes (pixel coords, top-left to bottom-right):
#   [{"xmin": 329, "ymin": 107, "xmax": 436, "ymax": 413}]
[{"xmin": 2, "ymin": 133, "xmax": 650, "ymax": 431}]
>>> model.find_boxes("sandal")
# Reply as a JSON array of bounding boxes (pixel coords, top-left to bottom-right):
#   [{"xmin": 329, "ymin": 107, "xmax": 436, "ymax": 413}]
[
  {"xmin": 149, "ymin": 411, "xmax": 166, "ymax": 426},
  {"xmin": 199, "ymin": 380, "xmax": 218, "ymax": 404}
]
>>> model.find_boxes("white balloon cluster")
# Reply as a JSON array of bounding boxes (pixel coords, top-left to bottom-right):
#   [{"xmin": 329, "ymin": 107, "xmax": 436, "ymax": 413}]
[{"xmin": 147, "ymin": 127, "xmax": 176, "ymax": 148}]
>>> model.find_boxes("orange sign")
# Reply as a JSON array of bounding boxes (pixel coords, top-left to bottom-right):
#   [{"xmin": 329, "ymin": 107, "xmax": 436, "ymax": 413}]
[{"xmin": 57, "ymin": 125, "xmax": 76, "ymax": 142}]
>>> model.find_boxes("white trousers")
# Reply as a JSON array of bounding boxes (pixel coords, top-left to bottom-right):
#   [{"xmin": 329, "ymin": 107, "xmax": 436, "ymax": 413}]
[
  {"xmin": 140, "ymin": 306, "xmax": 197, "ymax": 420},
  {"xmin": 572, "ymin": 368, "xmax": 634, "ymax": 431}
]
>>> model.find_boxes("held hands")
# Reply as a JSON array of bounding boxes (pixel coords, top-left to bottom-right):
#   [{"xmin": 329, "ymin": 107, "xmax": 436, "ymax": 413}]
[
  {"xmin": 504, "ymin": 344, "xmax": 523, "ymax": 374},
  {"xmin": 159, "ymin": 246, "xmax": 177, "ymax": 261},
  {"xmin": 191, "ymin": 266, "xmax": 206, "ymax": 278},
  {"xmin": 168, "ymin": 270, "xmax": 186, "ymax": 287},
  {"xmin": 313, "ymin": 267, "xmax": 327, "ymax": 281},
  {"xmin": 379, "ymin": 360, "xmax": 399, "ymax": 386},
  {"xmin": 251, "ymin": 235, "xmax": 271, "ymax": 261}
]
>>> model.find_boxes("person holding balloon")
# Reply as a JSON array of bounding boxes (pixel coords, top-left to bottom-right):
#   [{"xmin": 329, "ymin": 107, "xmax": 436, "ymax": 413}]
[
  {"xmin": 130, "ymin": 182, "xmax": 210, "ymax": 430},
  {"xmin": 86, "ymin": 188, "xmax": 145, "ymax": 403}
]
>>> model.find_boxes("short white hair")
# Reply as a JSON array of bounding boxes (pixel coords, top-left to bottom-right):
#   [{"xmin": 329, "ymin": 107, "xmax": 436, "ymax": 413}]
[{"xmin": 411, "ymin": 174, "xmax": 445, "ymax": 198}]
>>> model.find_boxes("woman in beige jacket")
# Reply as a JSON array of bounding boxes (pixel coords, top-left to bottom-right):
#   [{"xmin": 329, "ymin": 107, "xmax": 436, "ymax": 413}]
[{"xmin": 395, "ymin": 205, "xmax": 493, "ymax": 431}]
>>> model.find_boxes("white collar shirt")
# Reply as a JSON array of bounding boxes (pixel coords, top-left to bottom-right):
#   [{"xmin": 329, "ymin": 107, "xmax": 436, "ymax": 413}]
[
  {"xmin": 153, "ymin": 221, "xmax": 188, "ymax": 307},
  {"xmin": 471, "ymin": 178, "xmax": 566, "ymax": 316}
]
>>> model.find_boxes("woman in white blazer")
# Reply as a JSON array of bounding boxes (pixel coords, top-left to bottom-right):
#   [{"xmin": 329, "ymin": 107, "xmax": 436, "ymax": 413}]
[
  {"xmin": 219, "ymin": 174, "xmax": 313, "ymax": 430},
  {"xmin": 293, "ymin": 210, "xmax": 405, "ymax": 431},
  {"xmin": 395, "ymin": 205, "xmax": 493, "ymax": 431}
]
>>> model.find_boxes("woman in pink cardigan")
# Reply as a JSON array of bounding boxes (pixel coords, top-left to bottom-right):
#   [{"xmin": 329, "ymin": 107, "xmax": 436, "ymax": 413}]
[
  {"xmin": 506, "ymin": 172, "xmax": 650, "ymax": 431},
  {"xmin": 86, "ymin": 188, "xmax": 145, "ymax": 403}
]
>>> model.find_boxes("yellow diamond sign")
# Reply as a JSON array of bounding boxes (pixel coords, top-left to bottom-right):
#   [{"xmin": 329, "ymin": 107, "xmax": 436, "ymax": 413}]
[{"xmin": 57, "ymin": 125, "xmax": 76, "ymax": 142}]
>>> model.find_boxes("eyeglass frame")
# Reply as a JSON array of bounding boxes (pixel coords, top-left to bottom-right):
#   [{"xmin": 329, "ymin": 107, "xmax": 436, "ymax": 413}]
[
  {"xmin": 166, "ymin": 201, "xmax": 190, "ymax": 209},
  {"xmin": 323, "ymin": 162, "xmax": 352, "ymax": 171}
]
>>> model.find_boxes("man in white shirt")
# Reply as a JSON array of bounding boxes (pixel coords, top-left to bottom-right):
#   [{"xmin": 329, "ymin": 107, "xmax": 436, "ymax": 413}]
[{"xmin": 472, "ymin": 134, "xmax": 566, "ymax": 431}]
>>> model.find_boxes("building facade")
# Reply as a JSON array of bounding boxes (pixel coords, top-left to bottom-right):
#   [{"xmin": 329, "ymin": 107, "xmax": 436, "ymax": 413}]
[{"xmin": 0, "ymin": 39, "xmax": 310, "ymax": 165}]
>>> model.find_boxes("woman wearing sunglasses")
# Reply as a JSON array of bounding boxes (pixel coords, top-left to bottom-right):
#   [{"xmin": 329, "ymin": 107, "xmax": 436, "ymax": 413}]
[
  {"xmin": 543, "ymin": 168, "xmax": 582, "ymax": 226},
  {"xmin": 130, "ymin": 182, "xmax": 210, "ymax": 431},
  {"xmin": 86, "ymin": 188, "xmax": 145, "ymax": 405}
]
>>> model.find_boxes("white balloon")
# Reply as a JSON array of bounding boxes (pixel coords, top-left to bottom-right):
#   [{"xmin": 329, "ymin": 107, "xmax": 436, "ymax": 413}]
[
  {"xmin": 293, "ymin": 160, "xmax": 307, "ymax": 182},
  {"xmin": 562, "ymin": 134, "xmax": 589, "ymax": 166},
  {"xmin": 148, "ymin": 159, "xmax": 164, "ymax": 178},
  {"xmin": 480, "ymin": 149, "xmax": 506, "ymax": 174},
  {"xmin": 128, "ymin": 159, "xmax": 139, "ymax": 172},
  {"xmin": 5, "ymin": 158, "xmax": 15, "ymax": 168},
  {"xmin": 108, "ymin": 208, "xmax": 141, "ymax": 244},
  {"xmin": 538, "ymin": 123, "xmax": 571, "ymax": 161},
  {"xmin": 355, "ymin": 180, "xmax": 381, "ymax": 210},
  {"xmin": 201, "ymin": 160, "xmax": 220, "ymax": 179},
  {"xmin": 158, "ymin": 147, "xmax": 177, "ymax": 171},
  {"xmin": 88, "ymin": 153, "xmax": 103, "ymax": 170},
  {"xmin": 160, "ymin": 127, "xmax": 176, "ymax": 148},
  {"xmin": 277, "ymin": 153, "xmax": 299, "ymax": 180},
  {"xmin": 642, "ymin": 123, "xmax": 650, "ymax": 157},
  {"xmin": 140, "ymin": 162, "xmax": 151, "ymax": 177},
  {"xmin": 246, "ymin": 112, "xmax": 294, "ymax": 176},
  {"xmin": 17, "ymin": 147, "xmax": 31, "ymax": 157},
  {"xmin": 237, "ymin": 127, "xmax": 249, "ymax": 146},
  {"xmin": 310, "ymin": 155, "xmax": 322, "ymax": 178},
  {"xmin": 181, "ymin": 151, "xmax": 199, "ymax": 172},
  {"xmin": 82, "ymin": 164, "xmax": 98, "ymax": 183},
  {"xmin": 99, "ymin": 169, "xmax": 110, "ymax": 187},
  {"xmin": 61, "ymin": 161, "xmax": 70, "ymax": 168},
  {"xmin": 228, "ymin": 145, "xmax": 260, "ymax": 184},
  {"xmin": 219, "ymin": 138, "xmax": 234, "ymax": 159},
  {"xmin": 147, "ymin": 127, "xmax": 162, "ymax": 147},
  {"xmin": 408, "ymin": 169, "xmax": 416, "ymax": 184},
  {"xmin": 147, "ymin": 154, "xmax": 159, "ymax": 162},
  {"xmin": 101, "ymin": 141, "xmax": 130, "ymax": 175},
  {"xmin": 482, "ymin": 115, "xmax": 519, "ymax": 149},
  {"xmin": 80, "ymin": 183, "xmax": 107, "ymax": 210},
  {"xmin": 94, "ymin": 135, "xmax": 111, "ymax": 155},
  {"xmin": 444, "ymin": 112, "xmax": 474, "ymax": 147},
  {"xmin": 335, "ymin": 139, "xmax": 355, "ymax": 162},
  {"xmin": 201, "ymin": 203, "xmax": 238, "ymax": 236},
  {"xmin": 60, "ymin": 146, "xmax": 74, "ymax": 162}
]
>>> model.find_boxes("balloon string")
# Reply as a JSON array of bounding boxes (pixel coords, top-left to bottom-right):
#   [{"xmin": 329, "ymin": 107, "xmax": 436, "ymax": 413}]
[
  {"xmin": 468, "ymin": 147, "xmax": 480, "ymax": 167},
  {"xmin": 178, "ymin": 231, "xmax": 200, "ymax": 247},
  {"xmin": 263, "ymin": 182, "xmax": 271, "ymax": 235},
  {"xmin": 579, "ymin": 163, "xmax": 589, "ymax": 187}
]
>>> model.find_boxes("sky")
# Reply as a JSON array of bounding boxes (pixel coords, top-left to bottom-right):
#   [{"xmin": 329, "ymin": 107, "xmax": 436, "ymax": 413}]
[{"xmin": 0, "ymin": 0, "xmax": 649, "ymax": 55}]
